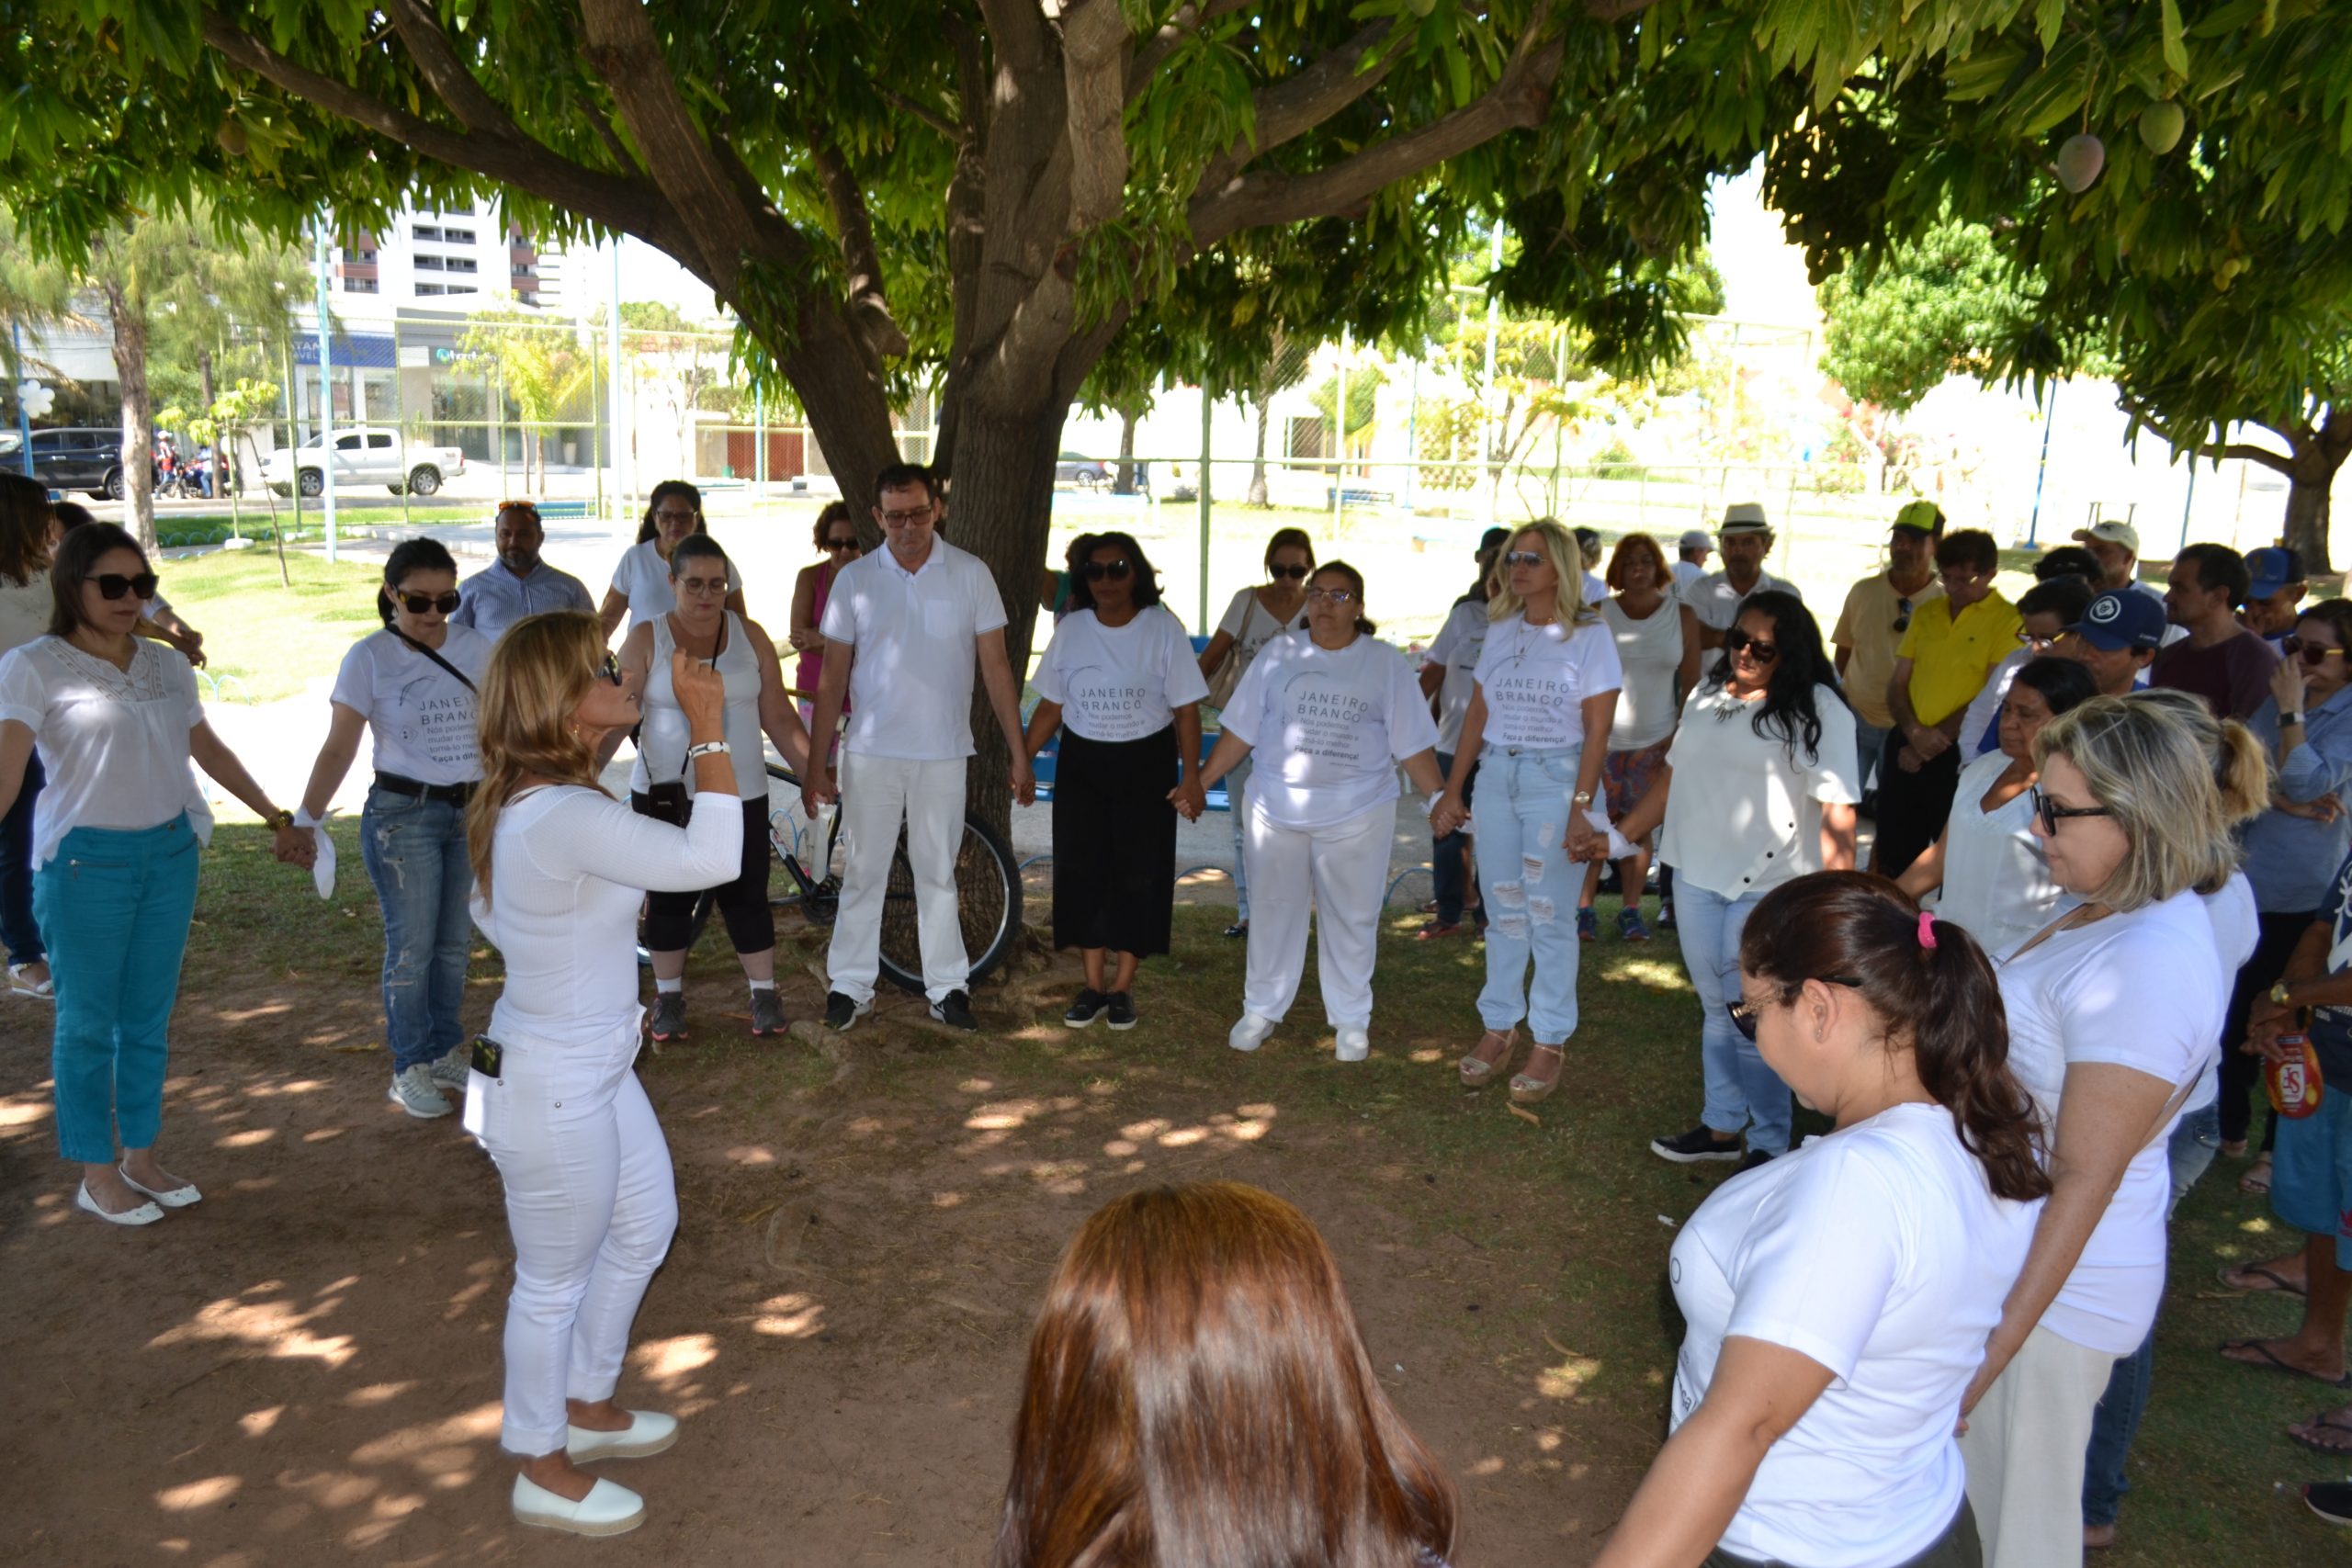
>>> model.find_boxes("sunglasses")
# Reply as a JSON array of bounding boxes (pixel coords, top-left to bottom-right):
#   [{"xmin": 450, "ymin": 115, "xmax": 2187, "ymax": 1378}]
[
  {"xmin": 597, "ymin": 651, "xmax": 624, "ymax": 687},
  {"xmin": 1306, "ymin": 586, "xmax": 1358, "ymax": 604},
  {"xmin": 1727, "ymin": 976, "xmax": 1862, "ymax": 1041},
  {"xmin": 1080, "ymin": 559, "xmax": 1134, "ymax": 581},
  {"xmin": 398, "ymin": 591, "xmax": 463, "ymax": 615},
  {"xmin": 1267, "ymin": 563, "xmax": 1310, "ymax": 580},
  {"xmin": 1894, "ymin": 597, "xmax": 1914, "ymax": 634},
  {"xmin": 1503, "ymin": 550, "xmax": 1547, "ymax": 568},
  {"xmin": 2282, "ymin": 636, "xmax": 2343, "ymax": 664},
  {"xmin": 94, "ymin": 571, "xmax": 159, "ymax": 601},
  {"xmin": 824, "ymin": 536, "xmax": 862, "ymax": 552},
  {"xmin": 2029, "ymin": 784, "xmax": 2114, "ymax": 836},
  {"xmin": 1724, "ymin": 626, "xmax": 1779, "ymax": 663}
]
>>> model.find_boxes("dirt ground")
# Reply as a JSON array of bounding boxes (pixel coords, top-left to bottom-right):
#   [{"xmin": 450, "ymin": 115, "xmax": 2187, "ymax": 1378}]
[{"xmin": 0, "ymin": 930, "xmax": 1651, "ymax": 1568}]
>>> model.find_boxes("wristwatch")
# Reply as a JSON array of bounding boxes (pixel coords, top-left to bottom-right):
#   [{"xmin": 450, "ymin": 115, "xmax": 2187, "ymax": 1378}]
[
  {"xmin": 2271, "ymin": 979, "xmax": 2296, "ymax": 1008},
  {"xmin": 2282, "ymin": 712, "xmax": 2305, "ymax": 728},
  {"xmin": 1571, "ymin": 790, "xmax": 1595, "ymax": 806},
  {"xmin": 266, "ymin": 807, "xmax": 295, "ymax": 830}
]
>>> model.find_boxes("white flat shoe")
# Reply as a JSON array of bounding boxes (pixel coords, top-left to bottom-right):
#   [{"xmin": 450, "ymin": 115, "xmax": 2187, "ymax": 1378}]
[
  {"xmin": 512, "ymin": 1473, "xmax": 645, "ymax": 1537},
  {"xmin": 567, "ymin": 1409, "xmax": 679, "ymax": 1461},
  {"xmin": 76, "ymin": 1183, "xmax": 164, "ymax": 1226},
  {"xmin": 1334, "ymin": 1026, "xmax": 1370, "ymax": 1062},
  {"xmin": 1227, "ymin": 1013, "xmax": 1277, "ymax": 1054},
  {"xmin": 119, "ymin": 1165, "xmax": 201, "ymax": 1208}
]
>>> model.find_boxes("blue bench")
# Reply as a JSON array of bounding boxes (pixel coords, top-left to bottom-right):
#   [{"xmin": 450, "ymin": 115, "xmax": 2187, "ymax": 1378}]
[{"xmin": 534, "ymin": 499, "xmax": 593, "ymax": 521}]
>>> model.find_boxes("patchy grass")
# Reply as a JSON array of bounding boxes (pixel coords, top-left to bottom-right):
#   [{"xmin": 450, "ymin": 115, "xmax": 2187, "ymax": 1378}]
[{"xmin": 152, "ymin": 548, "xmax": 387, "ymax": 705}]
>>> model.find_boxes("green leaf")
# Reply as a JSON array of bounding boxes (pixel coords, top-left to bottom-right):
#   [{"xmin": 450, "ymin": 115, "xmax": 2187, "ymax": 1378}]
[{"xmin": 2158, "ymin": 0, "xmax": 2190, "ymax": 78}]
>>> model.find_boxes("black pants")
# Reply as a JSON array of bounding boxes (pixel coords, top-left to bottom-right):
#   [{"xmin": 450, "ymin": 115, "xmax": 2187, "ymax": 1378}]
[
  {"xmin": 2218, "ymin": 908, "xmax": 2315, "ymax": 1149},
  {"xmin": 1873, "ymin": 741, "xmax": 1962, "ymax": 878},
  {"xmin": 1052, "ymin": 727, "xmax": 1180, "ymax": 958},
  {"xmin": 634, "ymin": 794, "xmax": 776, "ymax": 955}
]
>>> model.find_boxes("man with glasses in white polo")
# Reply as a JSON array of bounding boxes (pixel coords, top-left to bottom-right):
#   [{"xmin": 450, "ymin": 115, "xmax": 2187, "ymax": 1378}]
[{"xmin": 801, "ymin": 463, "xmax": 1033, "ymax": 1032}]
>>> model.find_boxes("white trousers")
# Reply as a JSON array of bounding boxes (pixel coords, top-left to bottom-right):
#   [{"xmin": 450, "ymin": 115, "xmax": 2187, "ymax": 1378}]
[
  {"xmin": 468, "ymin": 1019, "xmax": 678, "ymax": 1456},
  {"xmin": 1241, "ymin": 797, "xmax": 1391, "ymax": 1029},
  {"xmin": 828, "ymin": 751, "xmax": 969, "ymax": 1004},
  {"xmin": 1959, "ymin": 1324, "xmax": 2119, "ymax": 1568}
]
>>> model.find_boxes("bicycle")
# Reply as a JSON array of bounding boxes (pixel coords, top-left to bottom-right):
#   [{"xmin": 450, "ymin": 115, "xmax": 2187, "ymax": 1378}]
[{"xmin": 639, "ymin": 760, "xmax": 1023, "ymax": 995}]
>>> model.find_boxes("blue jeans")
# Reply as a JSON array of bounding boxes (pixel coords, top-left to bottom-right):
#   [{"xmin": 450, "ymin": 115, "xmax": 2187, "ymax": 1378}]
[
  {"xmin": 360, "ymin": 788, "xmax": 474, "ymax": 1073},
  {"xmin": 34, "ymin": 815, "xmax": 201, "ymax": 1163},
  {"xmin": 2080, "ymin": 1103, "xmax": 2222, "ymax": 1527},
  {"xmin": 1676, "ymin": 879, "xmax": 1792, "ymax": 1155},
  {"xmin": 1473, "ymin": 749, "xmax": 1585, "ymax": 1043},
  {"xmin": 1430, "ymin": 750, "xmax": 1481, "ymax": 926},
  {"xmin": 1853, "ymin": 720, "xmax": 1892, "ymax": 797},
  {"xmin": 0, "ymin": 750, "xmax": 45, "ymax": 964}
]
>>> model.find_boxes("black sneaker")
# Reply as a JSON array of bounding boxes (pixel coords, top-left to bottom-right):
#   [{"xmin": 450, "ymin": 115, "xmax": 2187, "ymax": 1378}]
[
  {"xmin": 1222, "ymin": 921, "xmax": 1249, "ymax": 940},
  {"xmin": 1063, "ymin": 988, "xmax": 1109, "ymax": 1028},
  {"xmin": 2305, "ymin": 1481, "xmax": 2352, "ymax": 1527},
  {"xmin": 649, "ymin": 992, "xmax": 687, "ymax": 1043},
  {"xmin": 1105, "ymin": 992, "xmax": 1137, "ymax": 1031},
  {"xmin": 1650, "ymin": 1124, "xmax": 1743, "ymax": 1164},
  {"xmin": 929, "ymin": 988, "xmax": 978, "ymax": 1032},
  {"xmin": 823, "ymin": 990, "xmax": 870, "ymax": 1032},
  {"xmin": 1733, "ymin": 1148, "xmax": 1775, "ymax": 1175}
]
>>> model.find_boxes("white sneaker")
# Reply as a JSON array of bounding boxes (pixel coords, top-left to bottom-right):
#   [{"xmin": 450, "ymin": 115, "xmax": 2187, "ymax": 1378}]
[
  {"xmin": 568, "ymin": 1408, "xmax": 679, "ymax": 1461},
  {"xmin": 1334, "ymin": 1026, "xmax": 1370, "ymax": 1062},
  {"xmin": 426, "ymin": 1051, "xmax": 472, "ymax": 1091},
  {"xmin": 388, "ymin": 1064, "xmax": 453, "ymax": 1119},
  {"xmin": 511, "ymin": 1473, "xmax": 645, "ymax": 1537},
  {"xmin": 1227, "ymin": 1013, "xmax": 1277, "ymax": 1054}
]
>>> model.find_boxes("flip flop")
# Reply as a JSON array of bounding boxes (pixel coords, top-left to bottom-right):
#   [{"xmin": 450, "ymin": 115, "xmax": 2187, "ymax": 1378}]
[
  {"xmin": 2219, "ymin": 1338, "xmax": 2352, "ymax": 1388},
  {"xmin": 2220, "ymin": 1263, "xmax": 2308, "ymax": 1297},
  {"xmin": 7, "ymin": 963, "xmax": 51, "ymax": 1000},
  {"xmin": 2289, "ymin": 1414, "xmax": 2352, "ymax": 1457},
  {"xmin": 2240, "ymin": 1156, "xmax": 2274, "ymax": 1195}
]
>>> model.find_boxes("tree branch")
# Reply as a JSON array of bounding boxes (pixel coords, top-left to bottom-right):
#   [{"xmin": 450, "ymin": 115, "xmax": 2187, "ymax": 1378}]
[
  {"xmin": 1060, "ymin": 0, "xmax": 1132, "ymax": 232},
  {"xmin": 1194, "ymin": 19, "xmax": 1399, "ymax": 201},
  {"xmin": 1128, "ymin": 0, "xmax": 1257, "ymax": 99},
  {"xmin": 384, "ymin": 0, "xmax": 519, "ymax": 139},
  {"xmin": 878, "ymin": 87, "xmax": 965, "ymax": 144},
  {"xmin": 809, "ymin": 141, "xmax": 911, "ymax": 361}
]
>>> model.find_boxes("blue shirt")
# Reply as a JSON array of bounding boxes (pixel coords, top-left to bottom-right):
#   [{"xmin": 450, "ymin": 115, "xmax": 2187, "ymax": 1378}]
[
  {"xmin": 451, "ymin": 557, "xmax": 596, "ymax": 642},
  {"xmin": 2240, "ymin": 684, "xmax": 2352, "ymax": 912}
]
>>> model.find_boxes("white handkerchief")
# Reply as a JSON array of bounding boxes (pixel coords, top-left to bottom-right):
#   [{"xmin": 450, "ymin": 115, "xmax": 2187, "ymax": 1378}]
[
  {"xmin": 295, "ymin": 808, "xmax": 336, "ymax": 900},
  {"xmin": 1586, "ymin": 807, "xmax": 1636, "ymax": 863}
]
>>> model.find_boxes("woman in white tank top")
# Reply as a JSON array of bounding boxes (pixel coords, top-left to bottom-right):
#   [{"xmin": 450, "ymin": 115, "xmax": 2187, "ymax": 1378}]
[{"xmin": 613, "ymin": 536, "xmax": 809, "ymax": 1043}]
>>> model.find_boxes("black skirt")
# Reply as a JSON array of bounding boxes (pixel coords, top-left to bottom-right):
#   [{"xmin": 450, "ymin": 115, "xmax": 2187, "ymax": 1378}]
[{"xmin": 1052, "ymin": 725, "xmax": 1181, "ymax": 956}]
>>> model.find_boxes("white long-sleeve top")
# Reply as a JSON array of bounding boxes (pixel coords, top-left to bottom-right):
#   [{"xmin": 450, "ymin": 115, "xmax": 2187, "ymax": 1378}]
[{"xmin": 470, "ymin": 784, "xmax": 743, "ymax": 1045}]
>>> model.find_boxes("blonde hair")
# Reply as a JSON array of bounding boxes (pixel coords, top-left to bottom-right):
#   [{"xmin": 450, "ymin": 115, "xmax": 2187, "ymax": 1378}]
[
  {"xmin": 1487, "ymin": 518, "xmax": 1598, "ymax": 627},
  {"xmin": 2032, "ymin": 694, "xmax": 2249, "ymax": 908},
  {"xmin": 466, "ymin": 612, "xmax": 613, "ymax": 903},
  {"xmin": 2124, "ymin": 687, "xmax": 2271, "ymax": 833}
]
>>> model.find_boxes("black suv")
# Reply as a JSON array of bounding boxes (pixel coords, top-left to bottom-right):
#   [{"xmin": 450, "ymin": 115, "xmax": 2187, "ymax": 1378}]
[{"xmin": 0, "ymin": 427, "xmax": 130, "ymax": 500}]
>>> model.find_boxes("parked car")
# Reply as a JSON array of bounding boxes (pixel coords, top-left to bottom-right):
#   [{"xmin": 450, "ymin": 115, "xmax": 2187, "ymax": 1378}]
[
  {"xmin": 0, "ymin": 426, "xmax": 131, "ymax": 500},
  {"xmin": 1056, "ymin": 451, "xmax": 1109, "ymax": 489},
  {"xmin": 263, "ymin": 427, "xmax": 468, "ymax": 498}
]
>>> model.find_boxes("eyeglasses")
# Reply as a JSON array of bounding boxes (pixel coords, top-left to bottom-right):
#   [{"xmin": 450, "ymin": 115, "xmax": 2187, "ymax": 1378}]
[
  {"xmin": 1306, "ymin": 586, "xmax": 1357, "ymax": 604},
  {"xmin": 398, "ymin": 590, "xmax": 462, "ymax": 615},
  {"xmin": 824, "ymin": 536, "xmax": 862, "ymax": 552},
  {"xmin": 1727, "ymin": 975, "xmax": 1863, "ymax": 1041},
  {"xmin": 651, "ymin": 508, "xmax": 697, "ymax": 525},
  {"xmin": 2029, "ymin": 784, "xmax": 2114, "ymax": 836},
  {"xmin": 674, "ymin": 575, "xmax": 730, "ymax": 598},
  {"xmin": 1079, "ymin": 559, "xmax": 1134, "ymax": 581},
  {"xmin": 597, "ymin": 651, "xmax": 624, "ymax": 687},
  {"xmin": 879, "ymin": 506, "xmax": 933, "ymax": 525},
  {"xmin": 2282, "ymin": 636, "xmax": 2343, "ymax": 665},
  {"xmin": 1894, "ymin": 597, "xmax": 1914, "ymax": 634},
  {"xmin": 1267, "ymin": 563, "xmax": 1310, "ymax": 580},
  {"xmin": 1724, "ymin": 626, "xmax": 1780, "ymax": 663},
  {"xmin": 2018, "ymin": 628, "xmax": 2060, "ymax": 651},
  {"xmin": 93, "ymin": 571, "xmax": 159, "ymax": 601}
]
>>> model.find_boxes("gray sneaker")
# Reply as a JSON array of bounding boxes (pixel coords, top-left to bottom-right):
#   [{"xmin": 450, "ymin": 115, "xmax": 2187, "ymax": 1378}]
[
  {"xmin": 388, "ymin": 1063, "xmax": 453, "ymax": 1119},
  {"xmin": 649, "ymin": 992, "xmax": 687, "ymax": 1043},
  {"xmin": 427, "ymin": 1051, "xmax": 472, "ymax": 1090},
  {"xmin": 749, "ymin": 988, "xmax": 787, "ymax": 1037}
]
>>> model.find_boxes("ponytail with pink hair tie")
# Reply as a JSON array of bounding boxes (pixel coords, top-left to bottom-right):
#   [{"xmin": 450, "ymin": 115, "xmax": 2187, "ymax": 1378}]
[{"xmin": 1917, "ymin": 910, "xmax": 1939, "ymax": 951}]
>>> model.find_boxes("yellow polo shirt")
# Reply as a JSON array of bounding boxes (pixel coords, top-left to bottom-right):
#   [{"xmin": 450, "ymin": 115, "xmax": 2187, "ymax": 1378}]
[{"xmin": 1895, "ymin": 590, "xmax": 2022, "ymax": 727}]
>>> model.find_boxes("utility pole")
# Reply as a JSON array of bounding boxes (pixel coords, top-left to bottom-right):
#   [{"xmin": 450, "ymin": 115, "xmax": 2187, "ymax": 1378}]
[{"xmin": 312, "ymin": 220, "xmax": 339, "ymax": 563}]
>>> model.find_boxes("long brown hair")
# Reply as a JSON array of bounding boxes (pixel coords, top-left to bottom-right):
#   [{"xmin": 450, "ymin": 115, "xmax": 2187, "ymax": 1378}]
[
  {"xmin": 993, "ymin": 1182, "xmax": 1456, "ymax": 1568},
  {"xmin": 465, "ymin": 612, "xmax": 612, "ymax": 903},
  {"xmin": 0, "ymin": 472, "xmax": 51, "ymax": 586},
  {"xmin": 1739, "ymin": 873, "xmax": 2052, "ymax": 1204}
]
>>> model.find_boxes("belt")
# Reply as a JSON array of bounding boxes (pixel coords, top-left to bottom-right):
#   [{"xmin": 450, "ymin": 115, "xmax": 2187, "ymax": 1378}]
[
  {"xmin": 375, "ymin": 772, "xmax": 476, "ymax": 806},
  {"xmin": 1497, "ymin": 743, "xmax": 1579, "ymax": 759}
]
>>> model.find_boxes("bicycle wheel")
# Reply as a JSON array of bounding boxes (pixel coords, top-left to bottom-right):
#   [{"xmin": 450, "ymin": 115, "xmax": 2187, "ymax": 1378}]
[{"xmin": 872, "ymin": 814, "xmax": 1022, "ymax": 995}]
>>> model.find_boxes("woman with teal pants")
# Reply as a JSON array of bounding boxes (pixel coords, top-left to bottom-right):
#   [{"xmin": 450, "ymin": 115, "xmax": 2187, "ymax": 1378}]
[{"xmin": 0, "ymin": 524, "xmax": 311, "ymax": 1225}]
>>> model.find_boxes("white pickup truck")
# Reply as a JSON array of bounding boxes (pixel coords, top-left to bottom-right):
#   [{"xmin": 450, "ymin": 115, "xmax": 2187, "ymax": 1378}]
[{"xmin": 264, "ymin": 427, "xmax": 468, "ymax": 498}]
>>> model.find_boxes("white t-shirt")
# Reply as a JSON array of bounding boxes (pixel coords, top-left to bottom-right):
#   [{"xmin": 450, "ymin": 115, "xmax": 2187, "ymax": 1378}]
[
  {"xmin": 1669, "ymin": 1103, "xmax": 2037, "ymax": 1568},
  {"xmin": 1672, "ymin": 559, "xmax": 1707, "ymax": 594},
  {"xmin": 1222, "ymin": 634, "xmax": 1437, "ymax": 829},
  {"xmin": 1214, "ymin": 586, "xmax": 1310, "ymax": 677},
  {"xmin": 820, "ymin": 537, "xmax": 1008, "ymax": 761},
  {"xmin": 0, "ymin": 569, "xmax": 48, "ymax": 657},
  {"xmin": 0, "ymin": 636, "xmax": 208, "ymax": 866},
  {"xmin": 1597, "ymin": 596, "xmax": 1684, "ymax": 751},
  {"xmin": 1582, "ymin": 570, "xmax": 1606, "ymax": 608},
  {"xmin": 1993, "ymin": 888, "xmax": 2227, "ymax": 1353},
  {"xmin": 1660, "ymin": 683, "xmax": 1860, "ymax": 897},
  {"xmin": 1035, "ymin": 605, "xmax": 1209, "ymax": 743},
  {"xmin": 2187, "ymin": 872, "xmax": 2258, "ymax": 1113},
  {"xmin": 608, "ymin": 539, "xmax": 742, "ymax": 634},
  {"xmin": 1958, "ymin": 646, "xmax": 2029, "ymax": 757},
  {"xmin": 1680, "ymin": 569, "xmax": 1802, "ymax": 632},
  {"xmin": 1421, "ymin": 598, "xmax": 1489, "ymax": 755},
  {"xmin": 329, "ymin": 626, "xmax": 492, "ymax": 787},
  {"xmin": 1470, "ymin": 613, "xmax": 1623, "ymax": 752},
  {"xmin": 1932, "ymin": 750, "xmax": 2061, "ymax": 957}
]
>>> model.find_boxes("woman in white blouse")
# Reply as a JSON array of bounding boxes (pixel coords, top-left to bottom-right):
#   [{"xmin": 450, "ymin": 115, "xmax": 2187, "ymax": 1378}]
[
  {"xmin": 1956, "ymin": 695, "xmax": 2266, "ymax": 1566},
  {"xmin": 1578, "ymin": 532, "xmax": 1700, "ymax": 944},
  {"xmin": 1896, "ymin": 656, "xmax": 2098, "ymax": 956},
  {"xmin": 1611, "ymin": 592, "xmax": 1860, "ymax": 1169},
  {"xmin": 0, "ymin": 524, "xmax": 311, "ymax": 1224},
  {"xmin": 296, "ymin": 537, "xmax": 495, "ymax": 1121},
  {"xmin": 0, "ymin": 474, "xmax": 54, "ymax": 998},
  {"xmin": 614, "ymin": 534, "xmax": 809, "ymax": 1043},
  {"xmin": 1591, "ymin": 873, "xmax": 2047, "ymax": 1568},
  {"xmin": 1432, "ymin": 520, "xmax": 1623, "ymax": 1105},
  {"xmin": 594, "ymin": 481, "xmax": 746, "ymax": 640},
  {"xmin": 1025, "ymin": 533, "xmax": 1208, "ymax": 1030},
  {"xmin": 1197, "ymin": 562, "xmax": 1447, "ymax": 1064},
  {"xmin": 464, "ymin": 611, "xmax": 743, "ymax": 1538},
  {"xmin": 1195, "ymin": 527, "xmax": 1315, "ymax": 940}
]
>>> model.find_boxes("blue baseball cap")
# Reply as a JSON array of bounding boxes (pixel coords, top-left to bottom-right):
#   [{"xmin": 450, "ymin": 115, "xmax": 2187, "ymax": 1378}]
[
  {"xmin": 2245, "ymin": 547, "xmax": 2303, "ymax": 600},
  {"xmin": 2066, "ymin": 588, "xmax": 2167, "ymax": 651}
]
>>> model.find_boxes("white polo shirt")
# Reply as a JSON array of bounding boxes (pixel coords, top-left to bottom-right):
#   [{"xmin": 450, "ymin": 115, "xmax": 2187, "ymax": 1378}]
[
  {"xmin": 820, "ymin": 536, "xmax": 1008, "ymax": 761},
  {"xmin": 1681, "ymin": 569, "xmax": 1802, "ymax": 632}
]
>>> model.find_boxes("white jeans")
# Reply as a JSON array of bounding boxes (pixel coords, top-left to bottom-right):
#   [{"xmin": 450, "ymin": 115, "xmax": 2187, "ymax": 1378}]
[
  {"xmin": 466, "ymin": 1017, "xmax": 678, "ymax": 1456},
  {"xmin": 1959, "ymin": 1324, "xmax": 2119, "ymax": 1568},
  {"xmin": 828, "ymin": 751, "xmax": 968, "ymax": 1004},
  {"xmin": 1241, "ymin": 797, "xmax": 1391, "ymax": 1029}
]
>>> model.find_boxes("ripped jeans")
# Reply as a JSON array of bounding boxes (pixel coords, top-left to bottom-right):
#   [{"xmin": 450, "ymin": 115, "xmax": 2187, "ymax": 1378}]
[{"xmin": 360, "ymin": 786, "xmax": 474, "ymax": 1072}]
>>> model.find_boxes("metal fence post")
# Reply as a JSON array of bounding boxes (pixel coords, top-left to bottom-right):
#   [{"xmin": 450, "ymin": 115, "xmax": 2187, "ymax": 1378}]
[
  {"xmin": 1197, "ymin": 381, "xmax": 1213, "ymax": 634},
  {"xmin": 395, "ymin": 318, "xmax": 412, "ymax": 533}
]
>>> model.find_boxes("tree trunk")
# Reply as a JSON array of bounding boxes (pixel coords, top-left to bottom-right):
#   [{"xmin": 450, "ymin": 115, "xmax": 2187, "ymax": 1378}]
[
  {"xmin": 106, "ymin": 282, "xmax": 154, "ymax": 550},
  {"xmin": 2283, "ymin": 466, "xmax": 2335, "ymax": 575},
  {"xmin": 1249, "ymin": 390, "xmax": 1272, "ymax": 506},
  {"xmin": 1113, "ymin": 408, "xmax": 1138, "ymax": 494},
  {"xmin": 775, "ymin": 306, "xmax": 903, "ymax": 545},
  {"xmin": 198, "ymin": 348, "xmax": 215, "ymax": 416}
]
